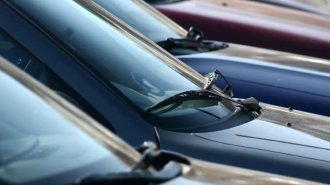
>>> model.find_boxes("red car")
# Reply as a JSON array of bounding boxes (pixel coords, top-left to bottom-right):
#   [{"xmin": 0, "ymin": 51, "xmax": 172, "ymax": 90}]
[
  {"xmin": 250, "ymin": 0, "xmax": 330, "ymax": 16},
  {"xmin": 148, "ymin": 0, "xmax": 330, "ymax": 59}
]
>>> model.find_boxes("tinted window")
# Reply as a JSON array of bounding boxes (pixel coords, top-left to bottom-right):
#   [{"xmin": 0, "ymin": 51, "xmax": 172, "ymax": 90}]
[
  {"xmin": 10, "ymin": 0, "xmax": 202, "ymax": 111},
  {"xmin": 0, "ymin": 28, "xmax": 111, "ymax": 128},
  {"xmin": 0, "ymin": 29, "xmax": 43, "ymax": 78},
  {"xmin": 0, "ymin": 70, "xmax": 131, "ymax": 185},
  {"xmin": 93, "ymin": 0, "xmax": 183, "ymax": 42}
]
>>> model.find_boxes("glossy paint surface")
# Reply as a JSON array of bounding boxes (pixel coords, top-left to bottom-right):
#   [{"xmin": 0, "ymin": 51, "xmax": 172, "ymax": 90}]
[
  {"xmin": 2, "ymin": 1, "xmax": 330, "ymax": 183},
  {"xmin": 251, "ymin": 0, "xmax": 330, "ymax": 16},
  {"xmin": 178, "ymin": 44, "xmax": 330, "ymax": 116},
  {"xmin": 154, "ymin": 0, "xmax": 330, "ymax": 59}
]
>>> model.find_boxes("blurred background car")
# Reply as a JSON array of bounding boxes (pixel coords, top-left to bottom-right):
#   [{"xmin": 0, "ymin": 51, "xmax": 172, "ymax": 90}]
[
  {"xmin": 80, "ymin": 0, "xmax": 330, "ymax": 116},
  {"xmin": 146, "ymin": 0, "xmax": 330, "ymax": 60},
  {"xmin": 248, "ymin": 0, "xmax": 330, "ymax": 16},
  {"xmin": 1, "ymin": 56, "xmax": 319, "ymax": 185},
  {"xmin": 1, "ymin": 0, "xmax": 330, "ymax": 183}
]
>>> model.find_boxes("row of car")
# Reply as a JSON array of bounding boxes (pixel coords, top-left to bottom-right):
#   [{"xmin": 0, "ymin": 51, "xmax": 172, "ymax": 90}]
[
  {"xmin": 0, "ymin": 57, "xmax": 321, "ymax": 185},
  {"xmin": 0, "ymin": 0, "xmax": 329, "ymax": 184},
  {"xmin": 94, "ymin": 0, "xmax": 330, "ymax": 116},
  {"xmin": 150, "ymin": 0, "xmax": 330, "ymax": 59}
]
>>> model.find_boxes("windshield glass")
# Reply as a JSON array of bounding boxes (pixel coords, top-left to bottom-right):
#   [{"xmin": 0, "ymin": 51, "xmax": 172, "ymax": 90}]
[
  {"xmin": 93, "ymin": 0, "xmax": 185, "ymax": 42},
  {"xmin": 0, "ymin": 67, "xmax": 135, "ymax": 185},
  {"xmin": 9, "ymin": 0, "xmax": 234, "ymax": 114}
]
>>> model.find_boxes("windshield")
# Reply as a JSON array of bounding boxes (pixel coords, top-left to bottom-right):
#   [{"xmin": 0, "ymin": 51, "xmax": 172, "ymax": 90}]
[
  {"xmin": 0, "ymin": 63, "xmax": 138, "ymax": 185},
  {"xmin": 8, "ymin": 0, "xmax": 234, "ymax": 114},
  {"xmin": 93, "ymin": 0, "xmax": 186, "ymax": 42}
]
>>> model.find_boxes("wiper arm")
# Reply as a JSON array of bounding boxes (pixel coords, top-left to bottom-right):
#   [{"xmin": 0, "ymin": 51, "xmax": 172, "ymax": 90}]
[
  {"xmin": 204, "ymin": 69, "xmax": 233, "ymax": 97},
  {"xmin": 157, "ymin": 27, "xmax": 228, "ymax": 53},
  {"xmin": 75, "ymin": 142, "xmax": 189, "ymax": 185},
  {"xmin": 186, "ymin": 26, "xmax": 205, "ymax": 42},
  {"xmin": 133, "ymin": 142, "xmax": 190, "ymax": 171}
]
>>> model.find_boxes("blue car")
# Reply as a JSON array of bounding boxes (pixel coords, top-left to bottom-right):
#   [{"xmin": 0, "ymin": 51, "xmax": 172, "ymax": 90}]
[
  {"xmin": 87, "ymin": 0, "xmax": 330, "ymax": 116},
  {"xmin": 2, "ymin": 56, "xmax": 312, "ymax": 185},
  {"xmin": 1, "ymin": 0, "xmax": 330, "ymax": 183}
]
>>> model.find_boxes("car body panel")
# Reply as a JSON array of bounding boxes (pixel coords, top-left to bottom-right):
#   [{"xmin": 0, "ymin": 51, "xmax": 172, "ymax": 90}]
[
  {"xmin": 152, "ymin": 0, "xmax": 330, "ymax": 59},
  {"xmin": 259, "ymin": 103, "xmax": 330, "ymax": 142},
  {"xmin": 156, "ymin": 105, "xmax": 330, "ymax": 182},
  {"xmin": 1, "ymin": 1, "xmax": 330, "ymax": 183},
  {"xmin": 168, "ymin": 158, "xmax": 324, "ymax": 185},
  {"xmin": 177, "ymin": 46, "xmax": 330, "ymax": 116},
  {"xmin": 250, "ymin": 0, "xmax": 330, "ymax": 16}
]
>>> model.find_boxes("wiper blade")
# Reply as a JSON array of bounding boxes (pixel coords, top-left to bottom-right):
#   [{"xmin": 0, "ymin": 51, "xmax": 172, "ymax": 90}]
[
  {"xmin": 76, "ymin": 142, "xmax": 189, "ymax": 185},
  {"xmin": 146, "ymin": 90, "xmax": 223, "ymax": 113},
  {"xmin": 147, "ymin": 89, "xmax": 262, "ymax": 117},
  {"xmin": 76, "ymin": 162, "xmax": 181, "ymax": 185},
  {"xmin": 157, "ymin": 38, "xmax": 228, "ymax": 53},
  {"xmin": 157, "ymin": 27, "xmax": 228, "ymax": 53}
]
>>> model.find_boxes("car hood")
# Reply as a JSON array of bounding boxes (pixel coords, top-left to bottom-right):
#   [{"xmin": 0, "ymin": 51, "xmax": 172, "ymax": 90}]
[
  {"xmin": 193, "ymin": 103, "xmax": 330, "ymax": 162},
  {"xmin": 163, "ymin": 158, "xmax": 322, "ymax": 185},
  {"xmin": 219, "ymin": 44, "xmax": 330, "ymax": 74},
  {"xmin": 155, "ymin": 0, "xmax": 330, "ymax": 59},
  {"xmin": 156, "ymin": 0, "xmax": 330, "ymax": 39},
  {"xmin": 170, "ymin": 158, "xmax": 323, "ymax": 185},
  {"xmin": 254, "ymin": 0, "xmax": 330, "ymax": 16},
  {"xmin": 177, "ymin": 44, "xmax": 330, "ymax": 97}
]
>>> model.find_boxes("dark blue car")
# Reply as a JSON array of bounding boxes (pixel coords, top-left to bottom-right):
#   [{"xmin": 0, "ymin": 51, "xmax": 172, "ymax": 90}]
[
  {"xmin": 87, "ymin": 0, "xmax": 330, "ymax": 116},
  {"xmin": 1, "ymin": 0, "xmax": 330, "ymax": 183}
]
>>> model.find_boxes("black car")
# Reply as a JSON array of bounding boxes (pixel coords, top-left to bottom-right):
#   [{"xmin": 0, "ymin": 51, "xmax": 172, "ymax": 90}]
[
  {"xmin": 0, "ymin": 56, "xmax": 319, "ymax": 185},
  {"xmin": 0, "ymin": 0, "xmax": 330, "ymax": 183}
]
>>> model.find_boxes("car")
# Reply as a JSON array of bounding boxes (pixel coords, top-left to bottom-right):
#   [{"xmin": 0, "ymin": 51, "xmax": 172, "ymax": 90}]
[
  {"xmin": 1, "ymin": 0, "xmax": 330, "ymax": 183},
  {"xmin": 146, "ymin": 0, "xmax": 330, "ymax": 60},
  {"xmin": 2, "ymin": 56, "xmax": 318, "ymax": 185},
  {"xmin": 79, "ymin": 0, "xmax": 330, "ymax": 116},
  {"xmin": 249, "ymin": 0, "xmax": 330, "ymax": 16}
]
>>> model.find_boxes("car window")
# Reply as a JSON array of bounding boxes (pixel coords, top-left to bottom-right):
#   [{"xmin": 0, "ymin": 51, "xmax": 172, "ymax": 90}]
[
  {"xmin": 0, "ymin": 28, "xmax": 112, "ymax": 130},
  {"xmin": 9, "ymin": 0, "xmax": 204, "ymax": 111},
  {"xmin": 0, "ymin": 29, "xmax": 43, "ymax": 78},
  {"xmin": 0, "ymin": 69, "xmax": 131, "ymax": 185},
  {"xmin": 93, "ymin": 0, "xmax": 184, "ymax": 42}
]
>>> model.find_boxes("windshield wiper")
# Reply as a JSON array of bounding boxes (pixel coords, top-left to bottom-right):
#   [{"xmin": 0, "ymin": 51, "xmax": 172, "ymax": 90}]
[
  {"xmin": 75, "ymin": 162, "xmax": 181, "ymax": 185},
  {"xmin": 147, "ymin": 90, "xmax": 223, "ymax": 113},
  {"xmin": 146, "ymin": 89, "xmax": 261, "ymax": 117},
  {"xmin": 157, "ymin": 27, "xmax": 228, "ymax": 53},
  {"xmin": 75, "ymin": 142, "xmax": 190, "ymax": 185},
  {"xmin": 147, "ymin": 69, "xmax": 233, "ymax": 113}
]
